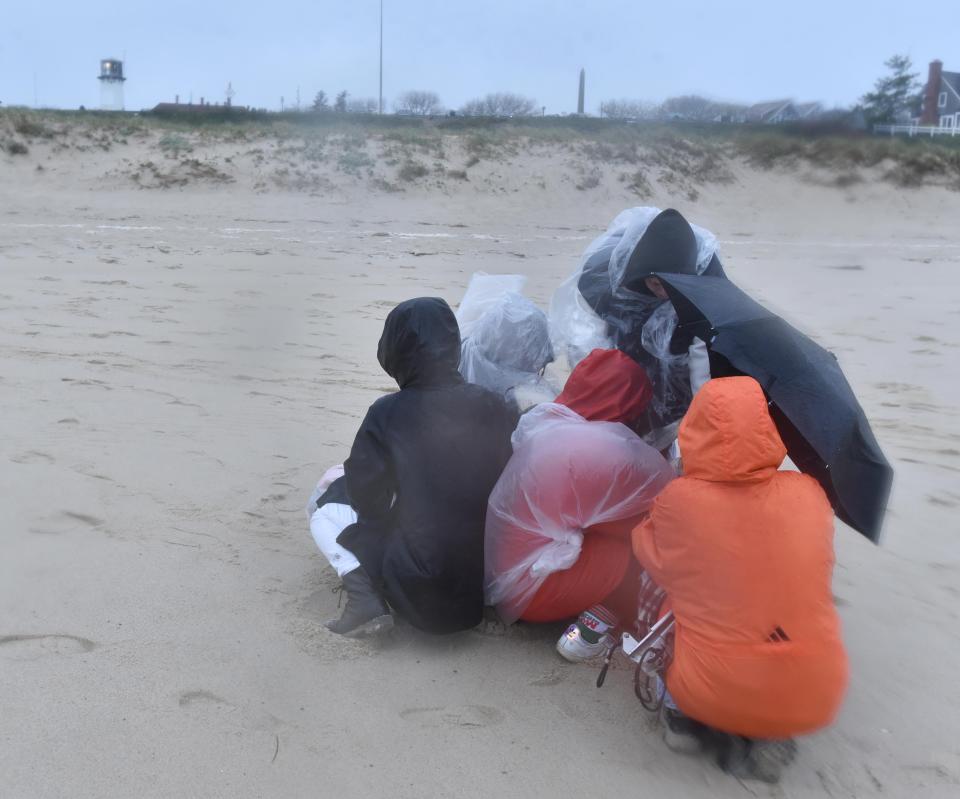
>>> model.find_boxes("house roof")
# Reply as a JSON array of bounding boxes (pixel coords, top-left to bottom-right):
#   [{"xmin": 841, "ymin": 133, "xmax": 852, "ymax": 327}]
[
  {"xmin": 794, "ymin": 102, "xmax": 823, "ymax": 118},
  {"xmin": 152, "ymin": 103, "xmax": 211, "ymax": 113},
  {"xmin": 747, "ymin": 100, "xmax": 794, "ymax": 120},
  {"xmin": 942, "ymin": 71, "xmax": 960, "ymax": 102},
  {"xmin": 151, "ymin": 102, "xmax": 245, "ymax": 114}
]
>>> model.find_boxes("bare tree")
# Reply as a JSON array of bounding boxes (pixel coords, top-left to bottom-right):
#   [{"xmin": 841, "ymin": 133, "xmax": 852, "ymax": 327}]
[
  {"xmin": 659, "ymin": 95, "xmax": 721, "ymax": 122},
  {"xmin": 346, "ymin": 97, "xmax": 378, "ymax": 113},
  {"xmin": 394, "ymin": 90, "xmax": 443, "ymax": 116},
  {"xmin": 599, "ymin": 99, "xmax": 658, "ymax": 120},
  {"xmin": 334, "ymin": 90, "xmax": 348, "ymax": 113},
  {"xmin": 460, "ymin": 92, "xmax": 538, "ymax": 117},
  {"xmin": 312, "ymin": 90, "xmax": 329, "ymax": 112}
]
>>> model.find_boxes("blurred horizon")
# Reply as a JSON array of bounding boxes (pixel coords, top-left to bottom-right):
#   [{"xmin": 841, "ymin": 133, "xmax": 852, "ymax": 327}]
[{"xmin": 1, "ymin": 1, "xmax": 957, "ymax": 113}]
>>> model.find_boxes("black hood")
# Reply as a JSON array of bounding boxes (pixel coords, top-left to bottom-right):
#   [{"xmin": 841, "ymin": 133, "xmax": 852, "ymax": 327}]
[
  {"xmin": 378, "ymin": 297, "xmax": 463, "ymax": 389},
  {"xmin": 623, "ymin": 208, "xmax": 699, "ymax": 295}
]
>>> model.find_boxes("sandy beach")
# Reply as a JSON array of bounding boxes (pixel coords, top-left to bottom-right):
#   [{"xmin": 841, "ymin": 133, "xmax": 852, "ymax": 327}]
[{"xmin": 2, "ymin": 118, "xmax": 960, "ymax": 798}]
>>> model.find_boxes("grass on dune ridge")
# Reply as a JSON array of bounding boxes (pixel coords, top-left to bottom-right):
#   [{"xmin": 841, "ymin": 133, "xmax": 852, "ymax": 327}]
[{"xmin": 3, "ymin": 107, "xmax": 959, "ymax": 194}]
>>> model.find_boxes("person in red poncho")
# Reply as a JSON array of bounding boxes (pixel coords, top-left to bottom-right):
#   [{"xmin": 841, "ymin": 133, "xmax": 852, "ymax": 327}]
[{"xmin": 484, "ymin": 349, "xmax": 674, "ymax": 661}]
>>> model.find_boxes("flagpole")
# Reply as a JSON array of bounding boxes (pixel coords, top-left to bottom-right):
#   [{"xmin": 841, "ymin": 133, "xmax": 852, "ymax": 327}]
[{"xmin": 378, "ymin": 0, "xmax": 383, "ymax": 114}]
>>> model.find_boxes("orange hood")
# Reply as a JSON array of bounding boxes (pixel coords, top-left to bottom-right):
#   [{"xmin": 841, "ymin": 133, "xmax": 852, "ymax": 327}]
[{"xmin": 679, "ymin": 377, "xmax": 786, "ymax": 483}]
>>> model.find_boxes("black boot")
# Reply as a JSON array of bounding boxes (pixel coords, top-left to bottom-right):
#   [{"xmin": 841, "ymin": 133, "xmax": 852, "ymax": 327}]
[
  {"xmin": 661, "ymin": 707, "xmax": 713, "ymax": 754},
  {"xmin": 325, "ymin": 568, "xmax": 393, "ymax": 637},
  {"xmin": 717, "ymin": 736, "xmax": 797, "ymax": 784}
]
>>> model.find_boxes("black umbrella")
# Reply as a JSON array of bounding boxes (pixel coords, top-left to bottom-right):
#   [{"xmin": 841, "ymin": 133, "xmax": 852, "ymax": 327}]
[{"xmin": 656, "ymin": 273, "xmax": 893, "ymax": 543}]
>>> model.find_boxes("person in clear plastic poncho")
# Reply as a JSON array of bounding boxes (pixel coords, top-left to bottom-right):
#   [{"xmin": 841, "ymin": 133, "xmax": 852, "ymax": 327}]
[
  {"xmin": 484, "ymin": 349, "xmax": 674, "ymax": 662},
  {"xmin": 456, "ymin": 272, "xmax": 557, "ymax": 410},
  {"xmin": 550, "ymin": 207, "xmax": 728, "ymax": 450}
]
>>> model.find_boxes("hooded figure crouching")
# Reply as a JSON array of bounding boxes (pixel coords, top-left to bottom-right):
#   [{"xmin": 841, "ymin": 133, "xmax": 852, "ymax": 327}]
[{"xmin": 310, "ymin": 297, "xmax": 516, "ymax": 636}]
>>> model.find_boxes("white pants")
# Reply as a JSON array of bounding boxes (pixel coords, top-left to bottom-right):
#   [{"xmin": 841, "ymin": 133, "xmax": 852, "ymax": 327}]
[{"xmin": 309, "ymin": 503, "xmax": 360, "ymax": 577}]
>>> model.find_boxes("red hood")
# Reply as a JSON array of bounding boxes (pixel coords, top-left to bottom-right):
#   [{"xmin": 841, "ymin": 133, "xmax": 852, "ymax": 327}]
[{"xmin": 556, "ymin": 349, "xmax": 653, "ymax": 424}]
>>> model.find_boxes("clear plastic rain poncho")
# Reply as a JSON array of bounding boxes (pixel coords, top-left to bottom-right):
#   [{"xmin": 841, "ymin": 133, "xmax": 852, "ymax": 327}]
[
  {"xmin": 456, "ymin": 272, "xmax": 557, "ymax": 406},
  {"xmin": 549, "ymin": 208, "xmax": 719, "ymax": 445},
  {"xmin": 484, "ymin": 403, "xmax": 674, "ymax": 623}
]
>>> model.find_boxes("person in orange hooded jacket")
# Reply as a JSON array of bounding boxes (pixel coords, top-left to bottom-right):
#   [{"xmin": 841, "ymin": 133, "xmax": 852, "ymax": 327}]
[{"xmin": 632, "ymin": 376, "xmax": 848, "ymax": 780}]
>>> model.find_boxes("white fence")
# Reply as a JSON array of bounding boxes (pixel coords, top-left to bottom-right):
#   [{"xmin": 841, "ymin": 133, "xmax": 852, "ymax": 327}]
[{"xmin": 874, "ymin": 124, "xmax": 959, "ymax": 137}]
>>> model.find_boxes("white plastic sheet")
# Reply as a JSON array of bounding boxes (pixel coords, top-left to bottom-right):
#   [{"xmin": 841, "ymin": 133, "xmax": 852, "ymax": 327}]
[
  {"xmin": 639, "ymin": 301, "xmax": 691, "ymax": 430},
  {"xmin": 456, "ymin": 272, "xmax": 527, "ymax": 339},
  {"xmin": 548, "ymin": 271, "xmax": 613, "ymax": 370},
  {"xmin": 305, "ymin": 464, "xmax": 345, "ymax": 520},
  {"xmin": 457, "ymin": 273, "xmax": 555, "ymax": 401},
  {"xmin": 484, "ymin": 403, "xmax": 674, "ymax": 623}
]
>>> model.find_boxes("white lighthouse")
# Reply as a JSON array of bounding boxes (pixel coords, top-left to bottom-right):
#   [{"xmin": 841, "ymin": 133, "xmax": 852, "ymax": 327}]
[{"xmin": 98, "ymin": 59, "xmax": 126, "ymax": 111}]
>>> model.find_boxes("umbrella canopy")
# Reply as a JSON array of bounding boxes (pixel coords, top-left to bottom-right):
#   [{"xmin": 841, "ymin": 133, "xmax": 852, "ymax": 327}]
[{"xmin": 656, "ymin": 273, "xmax": 893, "ymax": 543}]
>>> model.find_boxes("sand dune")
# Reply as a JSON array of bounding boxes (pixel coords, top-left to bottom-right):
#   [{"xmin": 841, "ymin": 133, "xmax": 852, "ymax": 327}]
[{"xmin": 2, "ymin": 122, "xmax": 960, "ymax": 798}]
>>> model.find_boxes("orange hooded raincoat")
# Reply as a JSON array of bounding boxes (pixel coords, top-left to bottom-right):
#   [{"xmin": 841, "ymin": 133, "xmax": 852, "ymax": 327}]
[{"xmin": 632, "ymin": 376, "xmax": 848, "ymax": 739}]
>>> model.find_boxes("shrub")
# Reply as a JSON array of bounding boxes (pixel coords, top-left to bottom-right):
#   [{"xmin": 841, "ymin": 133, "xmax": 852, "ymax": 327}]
[
  {"xmin": 623, "ymin": 168, "xmax": 651, "ymax": 197},
  {"xmin": 397, "ymin": 161, "xmax": 429, "ymax": 181},
  {"xmin": 575, "ymin": 168, "xmax": 602, "ymax": 190},
  {"xmin": 832, "ymin": 171, "xmax": 863, "ymax": 188},
  {"xmin": 159, "ymin": 133, "xmax": 192, "ymax": 155},
  {"xmin": 371, "ymin": 177, "xmax": 403, "ymax": 193},
  {"xmin": 13, "ymin": 114, "xmax": 54, "ymax": 139},
  {"xmin": 337, "ymin": 150, "xmax": 374, "ymax": 174}
]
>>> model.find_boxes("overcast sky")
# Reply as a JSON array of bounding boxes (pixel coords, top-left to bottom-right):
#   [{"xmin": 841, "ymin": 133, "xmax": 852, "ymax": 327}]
[{"xmin": 1, "ymin": 1, "xmax": 956, "ymax": 112}]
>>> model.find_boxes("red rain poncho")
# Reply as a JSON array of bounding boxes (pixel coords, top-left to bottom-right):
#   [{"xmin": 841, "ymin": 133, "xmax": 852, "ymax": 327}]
[
  {"xmin": 632, "ymin": 377, "xmax": 848, "ymax": 738},
  {"xmin": 484, "ymin": 350, "xmax": 673, "ymax": 623}
]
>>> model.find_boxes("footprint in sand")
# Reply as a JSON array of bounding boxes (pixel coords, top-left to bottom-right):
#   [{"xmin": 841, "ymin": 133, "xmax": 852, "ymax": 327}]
[
  {"xmin": 399, "ymin": 705, "xmax": 505, "ymax": 729},
  {"xmin": 28, "ymin": 510, "xmax": 105, "ymax": 535},
  {"xmin": 529, "ymin": 668, "xmax": 568, "ymax": 687},
  {"xmin": 10, "ymin": 450, "xmax": 55, "ymax": 465},
  {"xmin": 178, "ymin": 689, "xmax": 233, "ymax": 709},
  {"xmin": 0, "ymin": 634, "xmax": 97, "ymax": 660},
  {"xmin": 927, "ymin": 493, "xmax": 959, "ymax": 508},
  {"xmin": 61, "ymin": 378, "xmax": 111, "ymax": 390}
]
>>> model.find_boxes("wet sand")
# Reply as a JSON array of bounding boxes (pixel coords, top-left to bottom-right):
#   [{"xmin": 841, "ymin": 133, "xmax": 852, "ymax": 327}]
[{"xmin": 2, "ymin": 143, "xmax": 960, "ymax": 798}]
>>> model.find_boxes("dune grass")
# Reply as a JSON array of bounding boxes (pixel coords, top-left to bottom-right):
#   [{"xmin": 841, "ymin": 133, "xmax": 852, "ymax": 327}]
[{"xmin": 4, "ymin": 107, "xmax": 959, "ymax": 192}]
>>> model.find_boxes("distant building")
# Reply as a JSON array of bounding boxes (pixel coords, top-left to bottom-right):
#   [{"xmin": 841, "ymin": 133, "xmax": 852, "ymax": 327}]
[
  {"xmin": 152, "ymin": 101, "xmax": 210, "ymax": 114},
  {"xmin": 744, "ymin": 99, "xmax": 824, "ymax": 125},
  {"xmin": 151, "ymin": 99, "xmax": 250, "ymax": 116},
  {"xmin": 746, "ymin": 100, "xmax": 799, "ymax": 124},
  {"xmin": 98, "ymin": 59, "xmax": 125, "ymax": 111},
  {"xmin": 795, "ymin": 102, "xmax": 824, "ymax": 120},
  {"xmin": 920, "ymin": 60, "xmax": 960, "ymax": 129}
]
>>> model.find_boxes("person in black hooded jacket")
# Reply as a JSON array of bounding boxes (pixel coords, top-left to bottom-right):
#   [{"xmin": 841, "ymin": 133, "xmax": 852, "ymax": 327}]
[
  {"xmin": 329, "ymin": 297, "xmax": 517, "ymax": 636},
  {"xmin": 578, "ymin": 208, "xmax": 727, "ymax": 358}
]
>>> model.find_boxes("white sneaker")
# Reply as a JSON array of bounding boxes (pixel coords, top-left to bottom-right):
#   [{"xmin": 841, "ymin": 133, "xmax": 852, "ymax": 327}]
[{"xmin": 555, "ymin": 605, "xmax": 619, "ymax": 663}]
